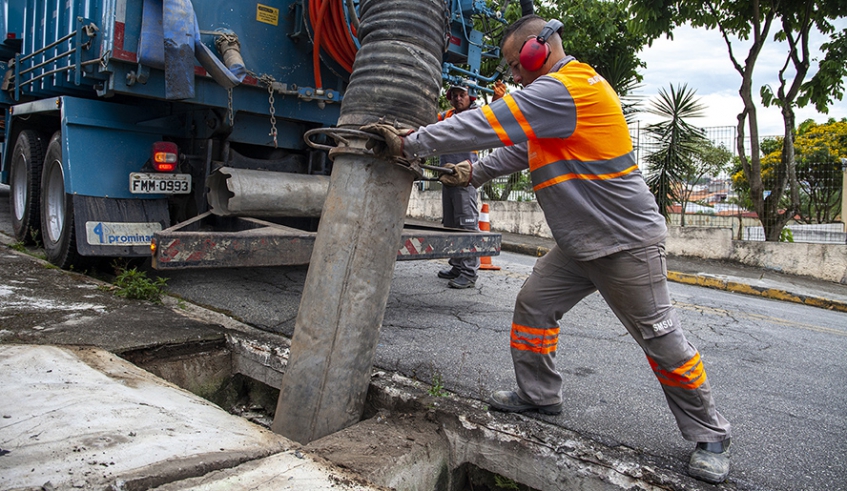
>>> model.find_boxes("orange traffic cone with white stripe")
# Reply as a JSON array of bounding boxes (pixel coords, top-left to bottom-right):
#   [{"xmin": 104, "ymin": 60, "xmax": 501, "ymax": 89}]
[{"xmin": 478, "ymin": 203, "xmax": 500, "ymax": 271}]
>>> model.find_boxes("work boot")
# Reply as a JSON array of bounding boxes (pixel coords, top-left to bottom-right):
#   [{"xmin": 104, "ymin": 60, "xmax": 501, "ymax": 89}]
[
  {"xmin": 688, "ymin": 439, "xmax": 731, "ymax": 484},
  {"xmin": 448, "ymin": 275, "xmax": 476, "ymax": 289},
  {"xmin": 437, "ymin": 268, "xmax": 460, "ymax": 279},
  {"xmin": 488, "ymin": 390, "xmax": 563, "ymax": 415}
]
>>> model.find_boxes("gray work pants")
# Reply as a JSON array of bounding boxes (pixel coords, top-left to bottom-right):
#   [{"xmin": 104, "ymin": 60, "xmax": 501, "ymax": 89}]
[
  {"xmin": 510, "ymin": 243, "xmax": 731, "ymax": 443},
  {"xmin": 441, "ymin": 185, "xmax": 480, "ymax": 280}
]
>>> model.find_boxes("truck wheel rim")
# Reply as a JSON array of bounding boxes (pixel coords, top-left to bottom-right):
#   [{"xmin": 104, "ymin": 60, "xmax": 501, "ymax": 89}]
[
  {"xmin": 44, "ymin": 160, "xmax": 66, "ymax": 243},
  {"xmin": 11, "ymin": 154, "xmax": 26, "ymax": 222}
]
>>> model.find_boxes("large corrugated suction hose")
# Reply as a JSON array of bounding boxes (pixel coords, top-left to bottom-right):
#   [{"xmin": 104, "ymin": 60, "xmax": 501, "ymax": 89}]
[{"xmin": 337, "ymin": 0, "xmax": 448, "ymax": 130}]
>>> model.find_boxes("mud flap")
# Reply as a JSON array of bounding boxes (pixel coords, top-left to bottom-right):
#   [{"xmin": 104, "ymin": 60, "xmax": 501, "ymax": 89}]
[{"xmin": 73, "ymin": 195, "xmax": 169, "ymax": 257}]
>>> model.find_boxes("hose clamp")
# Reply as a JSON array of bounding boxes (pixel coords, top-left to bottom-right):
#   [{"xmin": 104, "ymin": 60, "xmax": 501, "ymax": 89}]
[{"xmin": 304, "ymin": 128, "xmax": 424, "ymax": 179}]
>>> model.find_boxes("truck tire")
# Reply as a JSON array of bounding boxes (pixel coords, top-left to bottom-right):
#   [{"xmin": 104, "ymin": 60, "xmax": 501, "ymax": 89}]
[
  {"xmin": 40, "ymin": 131, "xmax": 84, "ymax": 269},
  {"xmin": 9, "ymin": 130, "xmax": 46, "ymax": 244}
]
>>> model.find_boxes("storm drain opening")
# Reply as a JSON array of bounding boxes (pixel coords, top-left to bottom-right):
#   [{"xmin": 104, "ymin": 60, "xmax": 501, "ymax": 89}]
[
  {"xmin": 456, "ymin": 464, "xmax": 540, "ymax": 491},
  {"xmin": 120, "ymin": 334, "xmax": 678, "ymax": 491},
  {"xmin": 120, "ymin": 337, "xmax": 281, "ymax": 430}
]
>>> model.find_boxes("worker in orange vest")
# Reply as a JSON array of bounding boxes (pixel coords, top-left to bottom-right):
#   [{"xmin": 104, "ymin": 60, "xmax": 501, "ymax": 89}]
[{"xmin": 361, "ymin": 15, "xmax": 730, "ymax": 485}]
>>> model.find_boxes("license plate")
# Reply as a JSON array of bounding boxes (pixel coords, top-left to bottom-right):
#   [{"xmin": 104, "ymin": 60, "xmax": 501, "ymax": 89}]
[{"xmin": 129, "ymin": 173, "xmax": 192, "ymax": 194}]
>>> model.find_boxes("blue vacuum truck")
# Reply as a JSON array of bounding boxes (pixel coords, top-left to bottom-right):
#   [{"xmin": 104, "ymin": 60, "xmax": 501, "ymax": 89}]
[{"xmin": 0, "ymin": 0, "xmax": 515, "ymax": 270}]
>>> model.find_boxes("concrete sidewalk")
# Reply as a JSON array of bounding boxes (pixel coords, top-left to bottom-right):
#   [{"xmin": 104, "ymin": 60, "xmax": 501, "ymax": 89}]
[
  {"xmin": 0, "ymin": 244, "xmax": 698, "ymax": 491},
  {"xmin": 0, "ymin": 344, "xmax": 382, "ymax": 491}
]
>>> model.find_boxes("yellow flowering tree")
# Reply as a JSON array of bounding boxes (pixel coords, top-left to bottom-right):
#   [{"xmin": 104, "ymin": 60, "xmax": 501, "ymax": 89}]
[{"xmin": 792, "ymin": 119, "xmax": 847, "ymax": 223}]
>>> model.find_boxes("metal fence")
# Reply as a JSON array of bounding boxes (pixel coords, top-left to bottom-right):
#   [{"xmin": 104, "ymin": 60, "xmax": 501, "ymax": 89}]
[
  {"xmin": 419, "ymin": 152, "xmax": 536, "ymax": 201},
  {"xmin": 744, "ymin": 223, "xmax": 847, "ymax": 243},
  {"xmin": 635, "ymin": 125, "xmax": 845, "ymax": 243}
]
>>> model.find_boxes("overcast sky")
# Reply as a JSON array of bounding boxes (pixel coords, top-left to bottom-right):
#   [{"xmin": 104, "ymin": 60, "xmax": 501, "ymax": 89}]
[{"xmin": 632, "ymin": 21, "xmax": 847, "ymax": 138}]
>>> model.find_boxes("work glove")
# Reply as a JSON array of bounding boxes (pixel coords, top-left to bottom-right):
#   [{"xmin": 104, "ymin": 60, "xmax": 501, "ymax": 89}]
[
  {"xmin": 360, "ymin": 123, "xmax": 413, "ymax": 159},
  {"xmin": 492, "ymin": 80, "xmax": 507, "ymax": 101},
  {"xmin": 439, "ymin": 160, "xmax": 472, "ymax": 187}
]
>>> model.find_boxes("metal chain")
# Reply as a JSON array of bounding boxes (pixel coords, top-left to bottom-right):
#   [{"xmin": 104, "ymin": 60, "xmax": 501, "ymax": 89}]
[
  {"xmin": 441, "ymin": 2, "xmax": 452, "ymax": 53},
  {"xmin": 227, "ymin": 88, "xmax": 234, "ymax": 127},
  {"xmin": 261, "ymin": 76, "xmax": 278, "ymax": 148},
  {"xmin": 268, "ymin": 85, "xmax": 278, "ymax": 148}
]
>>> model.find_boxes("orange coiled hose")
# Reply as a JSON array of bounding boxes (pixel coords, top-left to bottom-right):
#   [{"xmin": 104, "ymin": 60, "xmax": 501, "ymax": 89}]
[{"xmin": 308, "ymin": 0, "xmax": 358, "ymax": 88}]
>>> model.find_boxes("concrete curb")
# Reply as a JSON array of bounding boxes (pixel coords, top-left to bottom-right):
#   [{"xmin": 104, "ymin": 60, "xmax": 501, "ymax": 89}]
[
  {"xmin": 667, "ymin": 271, "xmax": 847, "ymax": 313},
  {"xmin": 502, "ymin": 241, "xmax": 847, "ymax": 313},
  {"xmin": 501, "ymin": 241, "xmax": 549, "ymax": 258}
]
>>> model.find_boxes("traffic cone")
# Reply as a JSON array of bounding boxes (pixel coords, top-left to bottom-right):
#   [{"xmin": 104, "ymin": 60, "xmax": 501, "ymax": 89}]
[{"xmin": 478, "ymin": 203, "xmax": 500, "ymax": 271}]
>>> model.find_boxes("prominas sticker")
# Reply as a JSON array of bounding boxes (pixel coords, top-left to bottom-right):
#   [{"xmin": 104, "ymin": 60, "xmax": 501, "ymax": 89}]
[
  {"xmin": 256, "ymin": 4, "xmax": 279, "ymax": 25},
  {"xmin": 85, "ymin": 222, "xmax": 162, "ymax": 246}
]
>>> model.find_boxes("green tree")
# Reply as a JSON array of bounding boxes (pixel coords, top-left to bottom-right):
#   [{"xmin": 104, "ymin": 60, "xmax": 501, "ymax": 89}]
[
  {"xmin": 627, "ymin": 0, "xmax": 847, "ymax": 241},
  {"xmin": 534, "ymin": 1, "xmax": 647, "ymax": 96},
  {"xmin": 643, "ymin": 84, "xmax": 710, "ymax": 221},
  {"xmin": 484, "ymin": 1, "xmax": 649, "ymax": 97}
]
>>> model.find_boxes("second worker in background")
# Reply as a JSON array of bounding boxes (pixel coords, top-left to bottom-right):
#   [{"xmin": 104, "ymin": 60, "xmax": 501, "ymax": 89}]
[
  {"xmin": 436, "ymin": 81, "xmax": 482, "ymax": 288},
  {"xmin": 436, "ymin": 79, "xmax": 506, "ymax": 288}
]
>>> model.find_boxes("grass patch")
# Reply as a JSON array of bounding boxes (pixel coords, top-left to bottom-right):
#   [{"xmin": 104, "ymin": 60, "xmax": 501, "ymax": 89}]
[
  {"xmin": 111, "ymin": 267, "xmax": 169, "ymax": 303},
  {"xmin": 428, "ymin": 373, "xmax": 448, "ymax": 398},
  {"xmin": 494, "ymin": 475, "xmax": 521, "ymax": 490},
  {"xmin": 10, "ymin": 241, "xmax": 27, "ymax": 252}
]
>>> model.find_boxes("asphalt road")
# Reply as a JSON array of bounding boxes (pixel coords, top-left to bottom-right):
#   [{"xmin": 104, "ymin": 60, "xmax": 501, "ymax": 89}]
[{"xmin": 1, "ymin": 183, "xmax": 846, "ymax": 490}]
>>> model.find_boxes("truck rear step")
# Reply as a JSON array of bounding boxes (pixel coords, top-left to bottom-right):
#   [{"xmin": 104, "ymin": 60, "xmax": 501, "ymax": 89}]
[{"xmin": 151, "ymin": 213, "xmax": 500, "ymax": 269}]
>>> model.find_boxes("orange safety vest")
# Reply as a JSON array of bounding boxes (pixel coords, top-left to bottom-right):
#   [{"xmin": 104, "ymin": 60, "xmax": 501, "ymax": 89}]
[{"xmin": 480, "ymin": 62, "xmax": 636, "ymax": 193}]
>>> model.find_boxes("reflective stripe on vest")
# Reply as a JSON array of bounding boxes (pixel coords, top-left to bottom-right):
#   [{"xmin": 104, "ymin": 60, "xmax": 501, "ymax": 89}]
[
  {"xmin": 481, "ymin": 96, "xmax": 537, "ymax": 145},
  {"xmin": 481, "ymin": 62, "xmax": 636, "ymax": 193}
]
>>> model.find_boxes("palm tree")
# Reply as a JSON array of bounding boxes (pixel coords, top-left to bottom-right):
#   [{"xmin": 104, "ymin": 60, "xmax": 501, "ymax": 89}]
[{"xmin": 643, "ymin": 84, "xmax": 709, "ymax": 222}]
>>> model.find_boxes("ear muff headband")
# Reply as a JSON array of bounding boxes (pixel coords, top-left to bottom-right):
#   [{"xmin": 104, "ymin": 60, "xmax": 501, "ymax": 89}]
[{"xmin": 518, "ymin": 19, "xmax": 564, "ymax": 72}]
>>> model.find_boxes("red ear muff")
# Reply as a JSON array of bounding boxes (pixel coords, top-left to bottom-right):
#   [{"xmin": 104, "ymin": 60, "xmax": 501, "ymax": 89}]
[
  {"xmin": 517, "ymin": 19, "xmax": 564, "ymax": 72},
  {"xmin": 519, "ymin": 38, "xmax": 550, "ymax": 72}
]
